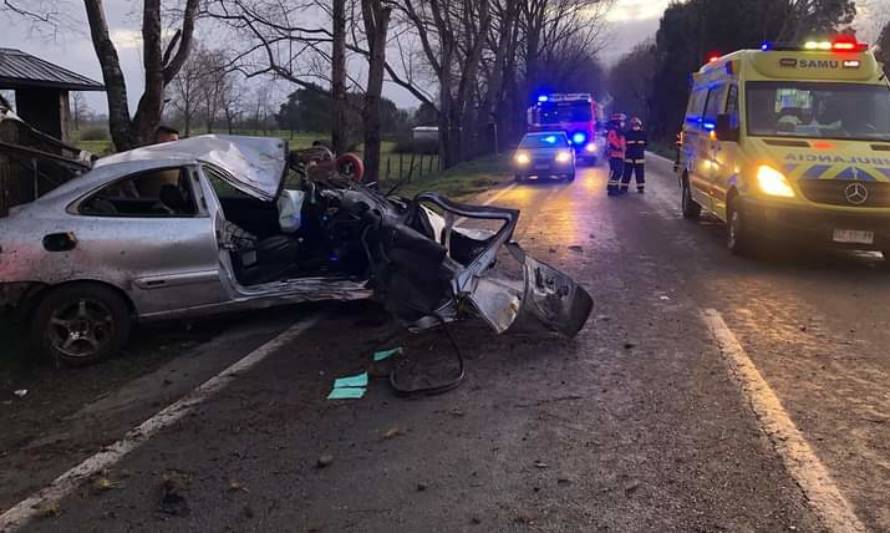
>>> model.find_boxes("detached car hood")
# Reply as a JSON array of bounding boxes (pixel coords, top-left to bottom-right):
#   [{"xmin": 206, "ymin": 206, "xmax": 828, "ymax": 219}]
[{"xmin": 96, "ymin": 135, "xmax": 288, "ymax": 201}]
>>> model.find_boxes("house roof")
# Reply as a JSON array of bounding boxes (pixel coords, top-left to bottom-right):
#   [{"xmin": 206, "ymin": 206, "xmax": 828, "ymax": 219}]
[{"xmin": 0, "ymin": 48, "xmax": 104, "ymax": 91}]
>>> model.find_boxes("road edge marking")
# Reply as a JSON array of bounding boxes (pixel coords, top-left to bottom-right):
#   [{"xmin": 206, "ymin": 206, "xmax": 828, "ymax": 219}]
[
  {"xmin": 701, "ymin": 308, "xmax": 866, "ymax": 533},
  {"xmin": 0, "ymin": 314, "xmax": 322, "ymax": 532}
]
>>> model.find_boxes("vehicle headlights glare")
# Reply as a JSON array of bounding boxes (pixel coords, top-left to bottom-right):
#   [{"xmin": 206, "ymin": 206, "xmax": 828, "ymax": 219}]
[
  {"xmin": 584, "ymin": 143, "xmax": 597, "ymax": 153},
  {"xmin": 555, "ymin": 150, "xmax": 572, "ymax": 164},
  {"xmin": 756, "ymin": 165, "xmax": 795, "ymax": 198},
  {"xmin": 515, "ymin": 151, "xmax": 531, "ymax": 165}
]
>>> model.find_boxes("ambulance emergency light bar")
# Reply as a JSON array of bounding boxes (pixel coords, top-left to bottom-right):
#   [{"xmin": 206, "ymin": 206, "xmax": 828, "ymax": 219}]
[{"xmin": 759, "ymin": 35, "xmax": 868, "ymax": 53}]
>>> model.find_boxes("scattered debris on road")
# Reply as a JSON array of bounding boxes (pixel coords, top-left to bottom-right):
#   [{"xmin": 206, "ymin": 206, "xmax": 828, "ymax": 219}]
[
  {"xmin": 316, "ymin": 454, "xmax": 335, "ymax": 468},
  {"xmin": 327, "ymin": 371, "xmax": 369, "ymax": 400},
  {"xmin": 159, "ymin": 472, "xmax": 191, "ymax": 516},
  {"xmin": 373, "ymin": 347, "xmax": 402, "ymax": 362}
]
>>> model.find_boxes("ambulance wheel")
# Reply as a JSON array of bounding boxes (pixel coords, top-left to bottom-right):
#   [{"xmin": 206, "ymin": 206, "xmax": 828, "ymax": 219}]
[
  {"xmin": 681, "ymin": 176, "xmax": 701, "ymax": 219},
  {"xmin": 727, "ymin": 200, "xmax": 753, "ymax": 256},
  {"xmin": 566, "ymin": 171, "xmax": 576, "ymax": 182}
]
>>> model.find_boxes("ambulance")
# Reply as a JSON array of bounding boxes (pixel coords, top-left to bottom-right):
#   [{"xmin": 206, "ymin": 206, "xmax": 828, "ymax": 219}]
[{"xmin": 676, "ymin": 36, "xmax": 890, "ymax": 256}]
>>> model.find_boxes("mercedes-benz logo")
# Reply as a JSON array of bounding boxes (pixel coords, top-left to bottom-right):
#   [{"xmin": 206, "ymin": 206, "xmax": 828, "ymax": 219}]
[{"xmin": 844, "ymin": 182, "xmax": 869, "ymax": 205}]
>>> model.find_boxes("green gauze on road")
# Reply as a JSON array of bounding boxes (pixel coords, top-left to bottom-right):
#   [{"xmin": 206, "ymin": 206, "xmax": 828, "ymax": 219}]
[
  {"xmin": 373, "ymin": 347, "xmax": 403, "ymax": 362},
  {"xmin": 327, "ymin": 387, "xmax": 366, "ymax": 400},
  {"xmin": 332, "ymin": 372, "xmax": 368, "ymax": 389}
]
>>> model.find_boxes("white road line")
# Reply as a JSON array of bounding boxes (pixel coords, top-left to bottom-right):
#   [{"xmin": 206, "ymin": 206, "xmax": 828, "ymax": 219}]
[
  {"xmin": 456, "ymin": 182, "xmax": 518, "ymax": 227},
  {"xmin": 480, "ymin": 182, "xmax": 518, "ymax": 206},
  {"xmin": 0, "ymin": 315, "xmax": 322, "ymax": 532},
  {"xmin": 701, "ymin": 309, "xmax": 866, "ymax": 533}
]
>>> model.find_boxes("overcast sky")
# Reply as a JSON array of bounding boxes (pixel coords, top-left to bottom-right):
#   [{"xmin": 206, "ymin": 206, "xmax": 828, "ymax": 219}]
[{"xmin": 3, "ymin": 0, "xmax": 887, "ymax": 114}]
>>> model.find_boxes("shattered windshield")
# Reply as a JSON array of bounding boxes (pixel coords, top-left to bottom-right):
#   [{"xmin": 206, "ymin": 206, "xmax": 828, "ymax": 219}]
[{"xmin": 746, "ymin": 81, "xmax": 890, "ymax": 141}]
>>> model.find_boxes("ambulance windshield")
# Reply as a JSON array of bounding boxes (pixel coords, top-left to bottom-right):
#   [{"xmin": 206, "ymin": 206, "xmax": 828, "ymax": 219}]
[{"xmin": 746, "ymin": 81, "xmax": 890, "ymax": 141}]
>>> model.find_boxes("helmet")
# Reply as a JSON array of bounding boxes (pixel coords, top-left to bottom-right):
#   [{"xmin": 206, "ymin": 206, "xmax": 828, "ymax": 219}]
[{"xmin": 630, "ymin": 117, "xmax": 642, "ymax": 127}]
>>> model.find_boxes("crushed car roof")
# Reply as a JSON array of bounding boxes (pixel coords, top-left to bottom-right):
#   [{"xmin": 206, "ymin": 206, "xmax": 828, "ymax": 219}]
[{"xmin": 94, "ymin": 135, "xmax": 288, "ymax": 200}]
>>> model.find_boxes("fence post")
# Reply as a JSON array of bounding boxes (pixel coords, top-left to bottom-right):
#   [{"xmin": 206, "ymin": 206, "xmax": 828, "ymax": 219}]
[
  {"xmin": 399, "ymin": 153, "xmax": 404, "ymax": 179},
  {"xmin": 419, "ymin": 154, "xmax": 425, "ymax": 177},
  {"xmin": 407, "ymin": 153, "xmax": 416, "ymax": 181},
  {"xmin": 386, "ymin": 157, "xmax": 391, "ymax": 180},
  {"xmin": 428, "ymin": 153, "xmax": 434, "ymax": 174}
]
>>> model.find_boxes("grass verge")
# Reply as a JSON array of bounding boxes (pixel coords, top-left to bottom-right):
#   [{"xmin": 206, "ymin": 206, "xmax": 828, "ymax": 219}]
[{"xmin": 379, "ymin": 154, "xmax": 513, "ymax": 200}]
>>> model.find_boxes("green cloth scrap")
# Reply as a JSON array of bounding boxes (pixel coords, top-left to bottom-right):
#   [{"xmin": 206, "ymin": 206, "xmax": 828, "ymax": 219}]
[
  {"xmin": 333, "ymin": 372, "xmax": 368, "ymax": 389},
  {"xmin": 327, "ymin": 387, "xmax": 365, "ymax": 400},
  {"xmin": 373, "ymin": 347, "xmax": 403, "ymax": 362}
]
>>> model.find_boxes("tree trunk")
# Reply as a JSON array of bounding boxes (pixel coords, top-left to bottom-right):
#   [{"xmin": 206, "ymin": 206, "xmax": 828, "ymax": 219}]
[
  {"xmin": 360, "ymin": 1, "xmax": 391, "ymax": 182},
  {"xmin": 83, "ymin": 0, "xmax": 133, "ymax": 151},
  {"xmin": 131, "ymin": 0, "xmax": 165, "ymax": 146},
  {"xmin": 332, "ymin": 0, "xmax": 347, "ymax": 155}
]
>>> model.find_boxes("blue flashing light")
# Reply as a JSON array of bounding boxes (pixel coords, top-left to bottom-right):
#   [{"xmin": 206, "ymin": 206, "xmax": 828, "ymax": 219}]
[
  {"xmin": 703, "ymin": 121, "xmax": 716, "ymax": 131},
  {"xmin": 537, "ymin": 95, "xmax": 549, "ymax": 103},
  {"xmin": 543, "ymin": 135, "xmax": 558, "ymax": 144},
  {"xmin": 572, "ymin": 132, "xmax": 587, "ymax": 145},
  {"xmin": 761, "ymin": 41, "xmax": 772, "ymax": 51}
]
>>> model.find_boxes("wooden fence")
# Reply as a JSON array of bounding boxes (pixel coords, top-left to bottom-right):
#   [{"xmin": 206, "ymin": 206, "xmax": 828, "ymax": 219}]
[{"xmin": 383, "ymin": 152, "xmax": 441, "ymax": 182}]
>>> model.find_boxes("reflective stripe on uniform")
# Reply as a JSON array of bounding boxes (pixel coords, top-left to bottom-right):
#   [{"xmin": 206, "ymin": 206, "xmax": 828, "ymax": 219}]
[{"xmin": 624, "ymin": 159, "xmax": 646, "ymax": 164}]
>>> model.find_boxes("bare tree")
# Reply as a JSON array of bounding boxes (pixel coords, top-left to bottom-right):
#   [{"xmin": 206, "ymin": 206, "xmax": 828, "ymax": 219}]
[
  {"xmin": 82, "ymin": 0, "xmax": 200, "ymax": 150},
  {"xmin": 71, "ymin": 91, "xmax": 90, "ymax": 132},
  {"xmin": 170, "ymin": 47, "xmax": 205, "ymax": 137},
  {"xmin": 198, "ymin": 49, "xmax": 231, "ymax": 133},
  {"xmin": 389, "ymin": 0, "xmax": 491, "ymax": 168},
  {"xmin": 219, "ymin": 76, "xmax": 244, "ymax": 134}
]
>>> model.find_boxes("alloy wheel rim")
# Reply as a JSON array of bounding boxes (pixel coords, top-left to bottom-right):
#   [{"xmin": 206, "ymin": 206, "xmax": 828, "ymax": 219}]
[{"xmin": 47, "ymin": 298, "xmax": 114, "ymax": 358}]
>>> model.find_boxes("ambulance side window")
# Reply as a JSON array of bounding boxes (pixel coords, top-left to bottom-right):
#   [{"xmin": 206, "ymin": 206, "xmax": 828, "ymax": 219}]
[
  {"xmin": 686, "ymin": 87, "xmax": 708, "ymax": 124},
  {"xmin": 726, "ymin": 85, "xmax": 740, "ymax": 129},
  {"xmin": 703, "ymin": 84, "xmax": 726, "ymax": 124}
]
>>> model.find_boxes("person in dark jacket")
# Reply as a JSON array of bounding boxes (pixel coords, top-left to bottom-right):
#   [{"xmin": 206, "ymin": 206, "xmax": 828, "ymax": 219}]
[
  {"xmin": 606, "ymin": 113, "xmax": 626, "ymax": 196},
  {"xmin": 621, "ymin": 117, "xmax": 647, "ymax": 194}
]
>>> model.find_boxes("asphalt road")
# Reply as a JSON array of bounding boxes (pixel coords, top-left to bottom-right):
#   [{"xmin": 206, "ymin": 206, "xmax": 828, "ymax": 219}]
[{"xmin": 5, "ymin": 155, "xmax": 890, "ymax": 532}]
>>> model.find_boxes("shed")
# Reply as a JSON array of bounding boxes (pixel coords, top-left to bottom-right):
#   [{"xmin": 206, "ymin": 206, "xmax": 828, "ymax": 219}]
[{"xmin": 0, "ymin": 48, "xmax": 104, "ymax": 142}]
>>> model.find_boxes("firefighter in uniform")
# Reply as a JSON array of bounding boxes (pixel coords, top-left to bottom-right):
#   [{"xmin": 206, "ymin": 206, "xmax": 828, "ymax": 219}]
[
  {"xmin": 621, "ymin": 117, "xmax": 647, "ymax": 194},
  {"xmin": 606, "ymin": 113, "xmax": 626, "ymax": 195}
]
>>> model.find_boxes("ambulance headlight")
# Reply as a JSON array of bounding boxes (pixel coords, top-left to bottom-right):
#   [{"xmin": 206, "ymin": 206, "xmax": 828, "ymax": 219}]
[
  {"xmin": 514, "ymin": 151, "xmax": 531, "ymax": 165},
  {"xmin": 555, "ymin": 150, "xmax": 573, "ymax": 164},
  {"xmin": 756, "ymin": 165, "xmax": 795, "ymax": 198}
]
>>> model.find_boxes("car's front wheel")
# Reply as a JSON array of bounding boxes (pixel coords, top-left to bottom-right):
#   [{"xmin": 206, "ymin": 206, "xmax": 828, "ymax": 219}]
[
  {"xmin": 727, "ymin": 199, "xmax": 754, "ymax": 256},
  {"xmin": 30, "ymin": 283, "xmax": 132, "ymax": 366},
  {"xmin": 681, "ymin": 175, "xmax": 701, "ymax": 219}
]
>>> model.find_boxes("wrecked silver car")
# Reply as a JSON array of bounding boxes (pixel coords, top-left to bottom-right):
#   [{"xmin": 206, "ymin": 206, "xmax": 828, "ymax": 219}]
[{"xmin": 0, "ymin": 132, "xmax": 592, "ymax": 365}]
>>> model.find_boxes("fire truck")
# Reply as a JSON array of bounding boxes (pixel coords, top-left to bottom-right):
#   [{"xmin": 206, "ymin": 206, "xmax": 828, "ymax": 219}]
[{"xmin": 527, "ymin": 93, "xmax": 603, "ymax": 164}]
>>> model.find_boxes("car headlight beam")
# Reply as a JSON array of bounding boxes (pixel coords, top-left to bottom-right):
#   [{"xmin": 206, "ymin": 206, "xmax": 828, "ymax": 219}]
[
  {"xmin": 555, "ymin": 150, "xmax": 572, "ymax": 164},
  {"xmin": 756, "ymin": 165, "xmax": 795, "ymax": 198},
  {"xmin": 515, "ymin": 151, "xmax": 531, "ymax": 165}
]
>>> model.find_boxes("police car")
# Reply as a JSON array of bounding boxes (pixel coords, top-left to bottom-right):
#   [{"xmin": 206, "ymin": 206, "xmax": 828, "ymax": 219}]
[
  {"xmin": 513, "ymin": 131, "xmax": 576, "ymax": 182},
  {"xmin": 676, "ymin": 36, "xmax": 890, "ymax": 256}
]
